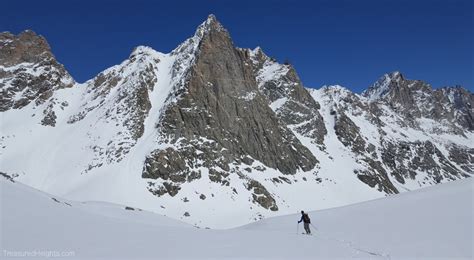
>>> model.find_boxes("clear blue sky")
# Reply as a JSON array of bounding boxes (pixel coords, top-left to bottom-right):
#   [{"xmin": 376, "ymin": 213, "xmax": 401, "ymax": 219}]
[{"xmin": 3, "ymin": 0, "xmax": 472, "ymax": 92}]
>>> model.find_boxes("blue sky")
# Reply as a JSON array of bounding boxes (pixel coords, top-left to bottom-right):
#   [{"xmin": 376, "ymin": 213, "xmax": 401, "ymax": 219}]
[{"xmin": 3, "ymin": 0, "xmax": 472, "ymax": 92}]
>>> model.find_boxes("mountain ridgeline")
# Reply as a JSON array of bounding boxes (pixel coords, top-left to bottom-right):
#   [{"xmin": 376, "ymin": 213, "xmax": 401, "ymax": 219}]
[{"xmin": 1, "ymin": 15, "xmax": 472, "ymax": 227}]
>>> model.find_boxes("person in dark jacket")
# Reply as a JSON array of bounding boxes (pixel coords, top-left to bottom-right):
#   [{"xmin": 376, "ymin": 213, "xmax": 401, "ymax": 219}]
[{"xmin": 298, "ymin": 210, "xmax": 311, "ymax": 234}]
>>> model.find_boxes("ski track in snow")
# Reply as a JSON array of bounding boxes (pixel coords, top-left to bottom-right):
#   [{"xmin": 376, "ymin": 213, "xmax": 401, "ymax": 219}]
[
  {"xmin": 2, "ymin": 176, "xmax": 472, "ymax": 259},
  {"xmin": 309, "ymin": 227, "xmax": 391, "ymax": 259}
]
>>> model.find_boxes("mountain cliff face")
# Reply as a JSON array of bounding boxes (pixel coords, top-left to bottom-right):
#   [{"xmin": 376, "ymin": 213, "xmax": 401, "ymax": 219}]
[
  {"xmin": 0, "ymin": 30, "xmax": 74, "ymax": 126},
  {"xmin": 248, "ymin": 47, "xmax": 327, "ymax": 146},
  {"xmin": 1, "ymin": 15, "xmax": 472, "ymax": 228},
  {"xmin": 144, "ymin": 17, "xmax": 316, "ymax": 204},
  {"xmin": 363, "ymin": 72, "xmax": 473, "ymax": 133},
  {"xmin": 312, "ymin": 83, "xmax": 472, "ymax": 194}
]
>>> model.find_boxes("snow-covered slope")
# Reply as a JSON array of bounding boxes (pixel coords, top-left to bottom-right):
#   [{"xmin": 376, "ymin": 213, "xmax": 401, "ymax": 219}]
[
  {"xmin": 245, "ymin": 177, "xmax": 473, "ymax": 259},
  {"xmin": 309, "ymin": 85, "xmax": 473, "ymax": 193},
  {"xmin": 2, "ymin": 174, "xmax": 472, "ymax": 259},
  {"xmin": 1, "ymin": 15, "xmax": 473, "ymax": 229}
]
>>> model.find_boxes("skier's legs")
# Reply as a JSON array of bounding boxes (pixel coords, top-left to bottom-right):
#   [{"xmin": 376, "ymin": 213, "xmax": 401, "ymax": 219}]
[{"xmin": 304, "ymin": 223, "xmax": 311, "ymax": 234}]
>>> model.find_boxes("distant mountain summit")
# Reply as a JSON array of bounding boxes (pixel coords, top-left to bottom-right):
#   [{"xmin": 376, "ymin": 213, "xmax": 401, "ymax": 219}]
[
  {"xmin": 0, "ymin": 30, "xmax": 74, "ymax": 114},
  {"xmin": 1, "ymin": 15, "xmax": 472, "ymax": 228},
  {"xmin": 363, "ymin": 71, "xmax": 473, "ymax": 133},
  {"xmin": 362, "ymin": 71, "xmax": 404, "ymax": 101}
]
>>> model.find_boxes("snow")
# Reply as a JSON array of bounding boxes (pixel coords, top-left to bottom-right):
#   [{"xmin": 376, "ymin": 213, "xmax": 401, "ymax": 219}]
[
  {"xmin": 250, "ymin": 47, "xmax": 291, "ymax": 90},
  {"xmin": 239, "ymin": 91, "xmax": 257, "ymax": 101},
  {"xmin": 194, "ymin": 14, "xmax": 226, "ymax": 37},
  {"xmin": 0, "ymin": 58, "xmax": 75, "ymax": 87},
  {"xmin": 0, "ymin": 62, "xmax": 35, "ymax": 71},
  {"xmin": 269, "ymin": 97, "xmax": 288, "ymax": 111},
  {"xmin": 0, "ymin": 38, "xmax": 13, "ymax": 44},
  {"xmin": 129, "ymin": 45, "xmax": 162, "ymax": 58},
  {"xmin": 257, "ymin": 62, "xmax": 289, "ymax": 87},
  {"xmin": 2, "ymin": 175, "xmax": 472, "ymax": 259},
  {"xmin": 245, "ymin": 177, "xmax": 473, "ymax": 259}
]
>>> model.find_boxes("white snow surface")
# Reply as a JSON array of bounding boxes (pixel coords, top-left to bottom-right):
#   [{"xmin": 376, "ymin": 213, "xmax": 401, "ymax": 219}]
[{"xmin": 1, "ymin": 176, "xmax": 472, "ymax": 259}]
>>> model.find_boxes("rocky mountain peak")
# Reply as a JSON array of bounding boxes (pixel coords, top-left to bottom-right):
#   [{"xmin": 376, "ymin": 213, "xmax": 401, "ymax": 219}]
[
  {"xmin": 129, "ymin": 45, "xmax": 162, "ymax": 60},
  {"xmin": 360, "ymin": 71, "xmax": 473, "ymax": 133},
  {"xmin": 252, "ymin": 46, "xmax": 264, "ymax": 54},
  {"xmin": 438, "ymin": 86, "xmax": 474, "ymax": 130},
  {"xmin": 249, "ymin": 46, "xmax": 278, "ymax": 73},
  {"xmin": 387, "ymin": 71, "xmax": 404, "ymax": 81},
  {"xmin": 440, "ymin": 85, "xmax": 472, "ymax": 100},
  {"xmin": 194, "ymin": 14, "xmax": 228, "ymax": 39},
  {"xmin": 0, "ymin": 30, "xmax": 53, "ymax": 66},
  {"xmin": 321, "ymin": 84, "xmax": 352, "ymax": 94},
  {"xmin": 170, "ymin": 15, "xmax": 231, "ymax": 84},
  {"xmin": 0, "ymin": 29, "xmax": 74, "ymax": 112},
  {"xmin": 249, "ymin": 46, "xmax": 267, "ymax": 60},
  {"xmin": 155, "ymin": 13, "xmax": 318, "ymax": 174},
  {"xmin": 248, "ymin": 46, "xmax": 327, "ymax": 145},
  {"xmin": 362, "ymin": 71, "xmax": 404, "ymax": 101}
]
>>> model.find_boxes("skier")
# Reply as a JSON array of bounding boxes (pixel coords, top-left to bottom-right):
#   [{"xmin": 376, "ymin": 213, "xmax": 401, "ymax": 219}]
[{"xmin": 298, "ymin": 210, "xmax": 311, "ymax": 235}]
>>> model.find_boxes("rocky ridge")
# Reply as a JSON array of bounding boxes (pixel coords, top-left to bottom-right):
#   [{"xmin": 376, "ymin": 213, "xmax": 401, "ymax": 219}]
[{"xmin": 0, "ymin": 30, "xmax": 74, "ymax": 125}]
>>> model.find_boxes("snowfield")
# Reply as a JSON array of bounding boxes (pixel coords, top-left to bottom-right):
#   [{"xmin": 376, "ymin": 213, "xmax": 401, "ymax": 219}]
[{"xmin": 1, "ymin": 176, "xmax": 472, "ymax": 259}]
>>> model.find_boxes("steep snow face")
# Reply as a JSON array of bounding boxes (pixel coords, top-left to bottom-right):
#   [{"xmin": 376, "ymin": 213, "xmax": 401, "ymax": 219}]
[
  {"xmin": 0, "ymin": 45, "xmax": 176, "ymax": 194},
  {"xmin": 2, "ymin": 174, "xmax": 471, "ymax": 259}
]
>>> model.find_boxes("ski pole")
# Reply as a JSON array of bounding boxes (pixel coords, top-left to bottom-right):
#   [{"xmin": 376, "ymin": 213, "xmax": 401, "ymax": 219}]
[{"xmin": 296, "ymin": 223, "xmax": 299, "ymax": 234}]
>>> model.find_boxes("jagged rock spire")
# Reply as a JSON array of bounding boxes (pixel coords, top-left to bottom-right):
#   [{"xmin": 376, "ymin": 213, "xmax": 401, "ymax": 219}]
[
  {"xmin": 0, "ymin": 30, "xmax": 74, "ymax": 112},
  {"xmin": 362, "ymin": 71, "xmax": 405, "ymax": 100},
  {"xmin": 0, "ymin": 30, "xmax": 53, "ymax": 66},
  {"xmin": 194, "ymin": 14, "xmax": 228, "ymax": 39}
]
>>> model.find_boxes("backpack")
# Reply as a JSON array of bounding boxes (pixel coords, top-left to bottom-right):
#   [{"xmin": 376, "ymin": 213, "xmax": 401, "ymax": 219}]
[{"xmin": 303, "ymin": 213, "xmax": 311, "ymax": 223}]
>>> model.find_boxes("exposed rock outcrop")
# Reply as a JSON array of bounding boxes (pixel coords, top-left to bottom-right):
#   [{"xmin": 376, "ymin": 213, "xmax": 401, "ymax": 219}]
[
  {"xmin": 0, "ymin": 30, "xmax": 74, "ymax": 113},
  {"xmin": 144, "ymin": 15, "xmax": 318, "ymax": 193}
]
